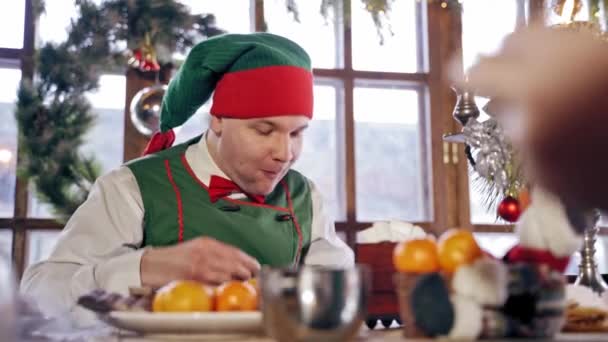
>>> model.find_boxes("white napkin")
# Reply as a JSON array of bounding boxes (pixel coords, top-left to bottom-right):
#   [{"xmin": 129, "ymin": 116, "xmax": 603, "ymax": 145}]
[{"xmin": 356, "ymin": 220, "xmax": 427, "ymax": 243}]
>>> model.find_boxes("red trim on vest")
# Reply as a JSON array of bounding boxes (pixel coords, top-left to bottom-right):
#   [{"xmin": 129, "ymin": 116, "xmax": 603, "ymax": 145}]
[
  {"xmin": 164, "ymin": 159, "xmax": 184, "ymax": 242},
  {"xmin": 505, "ymin": 244, "xmax": 571, "ymax": 273},
  {"xmin": 179, "ymin": 154, "xmax": 290, "ymax": 213},
  {"xmin": 282, "ymin": 180, "xmax": 303, "ymax": 266},
  {"xmin": 210, "ymin": 65, "xmax": 313, "ymax": 119}
]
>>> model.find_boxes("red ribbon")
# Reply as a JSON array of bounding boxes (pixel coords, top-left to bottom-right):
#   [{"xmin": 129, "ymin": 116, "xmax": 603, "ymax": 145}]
[{"xmin": 142, "ymin": 130, "xmax": 176, "ymax": 156}]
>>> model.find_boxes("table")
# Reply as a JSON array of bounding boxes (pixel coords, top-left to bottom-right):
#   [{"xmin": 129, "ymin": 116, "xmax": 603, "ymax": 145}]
[{"xmin": 86, "ymin": 329, "xmax": 608, "ymax": 342}]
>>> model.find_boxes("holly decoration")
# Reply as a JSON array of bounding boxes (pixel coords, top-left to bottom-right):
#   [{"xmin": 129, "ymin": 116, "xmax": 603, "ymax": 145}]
[{"xmin": 497, "ymin": 196, "xmax": 522, "ymax": 223}]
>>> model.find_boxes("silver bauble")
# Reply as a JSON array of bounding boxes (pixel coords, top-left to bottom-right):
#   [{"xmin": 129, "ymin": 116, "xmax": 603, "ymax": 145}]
[
  {"xmin": 130, "ymin": 84, "xmax": 167, "ymax": 136},
  {"xmin": 475, "ymin": 155, "xmax": 491, "ymax": 178}
]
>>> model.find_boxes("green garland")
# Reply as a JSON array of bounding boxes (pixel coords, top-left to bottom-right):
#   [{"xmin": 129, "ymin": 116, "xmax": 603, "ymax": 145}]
[{"xmin": 16, "ymin": 0, "xmax": 224, "ymax": 221}]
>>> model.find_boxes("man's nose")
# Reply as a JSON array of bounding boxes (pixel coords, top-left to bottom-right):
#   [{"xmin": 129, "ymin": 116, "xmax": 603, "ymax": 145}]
[{"xmin": 272, "ymin": 134, "xmax": 293, "ymax": 162}]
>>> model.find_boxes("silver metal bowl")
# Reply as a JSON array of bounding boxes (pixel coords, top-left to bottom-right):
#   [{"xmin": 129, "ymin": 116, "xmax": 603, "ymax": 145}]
[{"xmin": 260, "ymin": 265, "xmax": 370, "ymax": 342}]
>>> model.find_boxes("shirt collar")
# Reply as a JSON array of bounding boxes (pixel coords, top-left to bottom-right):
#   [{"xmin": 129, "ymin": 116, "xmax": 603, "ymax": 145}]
[{"xmin": 184, "ymin": 131, "xmax": 229, "ymax": 185}]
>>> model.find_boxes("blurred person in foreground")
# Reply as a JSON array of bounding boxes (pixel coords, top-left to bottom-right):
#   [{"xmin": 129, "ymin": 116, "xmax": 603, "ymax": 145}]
[{"xmin": 461, "ymin": 25, "xmax": 608, "ymax": 211}]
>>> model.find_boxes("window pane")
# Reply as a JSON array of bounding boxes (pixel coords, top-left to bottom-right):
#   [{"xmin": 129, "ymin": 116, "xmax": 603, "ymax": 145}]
[
  {"xmin": 28, "ymin": 75, "xmax": 126, "ymax": 218},
  {"xmin": 178, "ymin": 0, "xmax": 253, "ymax": 33},
  {"xmin": 82, "ymin": 75, "xmax": 126, "ymax": 173},
  {"xmin": 293, "ymin": 80, "xmax": 344, "ymax": 220},
  {"xmin": 462, "ymin": 0, "xmax": 518, "ymax": 71},
  {"xmin": 0, "ymin": 1, "xmax": 25, "ymax": 48},
  {"xmin": 354, "ymin": 82, "xmax": 430, "ymax": 222},
  {"xmin": 26, "ymin": 231, "xmax": 60, "ymax": 266},
  {"xmin": 0, "ymin": 69, "xmax": 21, "ymax": 218},
  {"xmin": 352, "ymin": 0, "xmax": 420, "ymax": 72},
  {"xmin": 265, "ymin": 0, "xmax": 341, "ymax": 69},
  {"xmin": 0, "ymin": 230, "xmax": 12, "ymax": 260},
  {"xmin": 37, "ymin": 0, "xmax": 79, "ymax": 45}
]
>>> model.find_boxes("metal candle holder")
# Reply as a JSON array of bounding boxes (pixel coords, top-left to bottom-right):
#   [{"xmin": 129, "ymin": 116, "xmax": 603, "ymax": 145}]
[{"xmin": 574, "ymin": 211, "xmax": 608, "ymax": 295}]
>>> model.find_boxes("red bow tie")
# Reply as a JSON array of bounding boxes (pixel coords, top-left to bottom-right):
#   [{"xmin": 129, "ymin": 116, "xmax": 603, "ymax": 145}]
[{"xmin": 208, "ymin": 175, "xmax": 265, "ymax": 204}]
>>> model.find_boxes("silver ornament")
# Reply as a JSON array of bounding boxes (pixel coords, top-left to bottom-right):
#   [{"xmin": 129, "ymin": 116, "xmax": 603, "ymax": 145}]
[
  {"xmin": 494, "ymin": 169, "xmax": 509, "ymax": 191},
  {"xmin": 475, "ymin": 155, "xmax": 491, "ymax": 178},
  {"xmin": 130, "ymin": 84, "xmax": 167, "ymax": 136}
]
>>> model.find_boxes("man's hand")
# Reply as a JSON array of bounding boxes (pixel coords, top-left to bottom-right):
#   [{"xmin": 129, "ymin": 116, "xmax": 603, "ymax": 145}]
[{"xmin": 140, "ymin": 237, "xmax": 261, "ymax": 288}]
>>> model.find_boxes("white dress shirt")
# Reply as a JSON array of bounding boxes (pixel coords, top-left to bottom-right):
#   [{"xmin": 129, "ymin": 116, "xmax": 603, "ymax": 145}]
[{"xmin": 20, "ymin": 135, "xmax": 353, "ymax": 318}]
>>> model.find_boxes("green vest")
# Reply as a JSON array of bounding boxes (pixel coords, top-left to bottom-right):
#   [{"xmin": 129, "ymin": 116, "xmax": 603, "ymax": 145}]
[{"xmin": 126, "ymin": 136, "xmax": 313, "ymax": 267}]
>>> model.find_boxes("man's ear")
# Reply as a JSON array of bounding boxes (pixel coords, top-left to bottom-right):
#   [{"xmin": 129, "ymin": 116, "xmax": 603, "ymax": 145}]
[{"xmin": 210, "ymin": 116, "xmax": 223, "ymax": 136}]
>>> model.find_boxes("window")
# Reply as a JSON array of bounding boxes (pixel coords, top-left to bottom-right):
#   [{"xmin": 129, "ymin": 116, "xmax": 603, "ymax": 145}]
[
  {"xmin": 354, "ymin": 82, "xmax": 430, "ymax": 221},
  {"xmin": 27, "ymin": 231, "xmax": 60, "ymax": 267},
  {"xmin": 263, "ymin": 0, "xmax": 439, "ymax": 228},
  {"xmin": 0, "ymin": 1, "xmax": 25, "ymax": 49},
  {"xmin": 37, "ymin": 0, "xmax": 80, "ymax": 45},
  {"xmin": 0, "ymin": 230, "xmax": 12, "ymax": 260},
  {"xmin": 461, "ymin": 0, "xmax": 519, "ymax": 72},
  {"xmin": 0, "ymin": 68, "xmax": 21, "ymax": 218},
  {"xmin": 265, "ymin": 0, "xmax": 342, "ymax": 69},
  {"xmin": 4, "ymin": 0, "xmax": 493, "ymax": 279},
  {"xmin": 351, "ymin": 0, "xmax": 421, "ymax": 72},
  {"xmin": 178, "ymin": 0, "xmax": 253, "ymax": 33},
  {"xmin": 461, "ymin": 0, "xmax": 520, "ymax": 225},
  {"xmin": 28, "ymin": 75, "xmax": 126, "ymax": 218},
  {"xmin": 293, "ymin": 80, "xmax": 345, "ymax": 220}
]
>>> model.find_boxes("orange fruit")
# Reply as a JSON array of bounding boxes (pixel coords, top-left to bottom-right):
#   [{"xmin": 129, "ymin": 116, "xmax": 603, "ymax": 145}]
[
  {"xmin": 152, "ymin": 280, "xmax": 214, "ymax": 312},
  {"xmin": 215, "ymin": 281, "xmax": 259, "ymax": 311},
  {"xmin": 437, "ymin": 229, "xmax": 483, "ymax": 274},
  {"xmin": 247, "ymin": 278, "xmax": 258, "ymax": 291},
  {"xmin": 392, "ymin": 237, "xmax": 440, "ymax": 273}
]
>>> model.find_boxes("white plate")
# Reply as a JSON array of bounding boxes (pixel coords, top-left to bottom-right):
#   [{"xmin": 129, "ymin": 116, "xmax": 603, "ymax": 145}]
[{"xmin": 103, "ymin": 311, "xmax": 263, "ymax": 335}]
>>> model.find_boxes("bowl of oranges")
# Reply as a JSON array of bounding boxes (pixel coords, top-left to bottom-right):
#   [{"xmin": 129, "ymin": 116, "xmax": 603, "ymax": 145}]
[
  {"xmin": 152, "ymin": 279, "xmax": 259, "ymax": 313},
  {"xmin": 393, "ymin": 228, "xmax": 484, "ymax": 338},
  {"xmin": 103, "ymin": 279, "xmax": 263, "ymax": 335}
]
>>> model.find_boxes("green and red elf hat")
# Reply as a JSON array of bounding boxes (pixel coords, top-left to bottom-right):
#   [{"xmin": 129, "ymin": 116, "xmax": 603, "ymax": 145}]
[{"xmin": 143, "ymin": 33, "xmax": 314, "ymax": 155}]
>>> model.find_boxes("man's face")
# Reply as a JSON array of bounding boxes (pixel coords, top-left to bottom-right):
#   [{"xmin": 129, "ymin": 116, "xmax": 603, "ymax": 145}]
[{"xmin": 211, "ymin": 115, "xmax": 309, "ymax": 195}]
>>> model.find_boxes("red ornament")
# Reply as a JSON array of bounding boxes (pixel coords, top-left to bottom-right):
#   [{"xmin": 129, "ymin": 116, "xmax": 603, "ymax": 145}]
[
  {"xmin": 127, "ymin": 49, "xmax": 144, "ymax": 69},
  {"xmin": 140, "ymin": 59, "xmax": 160, "ymax": 72},
  {"xmin": 497, "ymin": 196, "xmax": 521, "ymax": 222},
  {"xmin": 127, "ymin": 33, "xmax": 160, "ymax": 72}
]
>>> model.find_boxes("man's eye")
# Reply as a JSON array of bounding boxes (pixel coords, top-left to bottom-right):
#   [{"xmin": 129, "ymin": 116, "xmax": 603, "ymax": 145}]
[{"xmin": 257, "ymin": 129, "xmax": 272, "ymax": 136}]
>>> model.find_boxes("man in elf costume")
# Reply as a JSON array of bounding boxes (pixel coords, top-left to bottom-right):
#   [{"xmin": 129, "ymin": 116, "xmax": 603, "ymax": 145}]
[{"xmin": 21, "ymin": 33, "xmax": 353, "ymax": 314}]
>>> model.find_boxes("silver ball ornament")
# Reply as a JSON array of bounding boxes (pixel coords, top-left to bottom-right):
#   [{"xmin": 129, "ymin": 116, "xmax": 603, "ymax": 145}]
[{"xmin": 130, "ymin": 84, "xmax": 167, "ymax": 136}]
